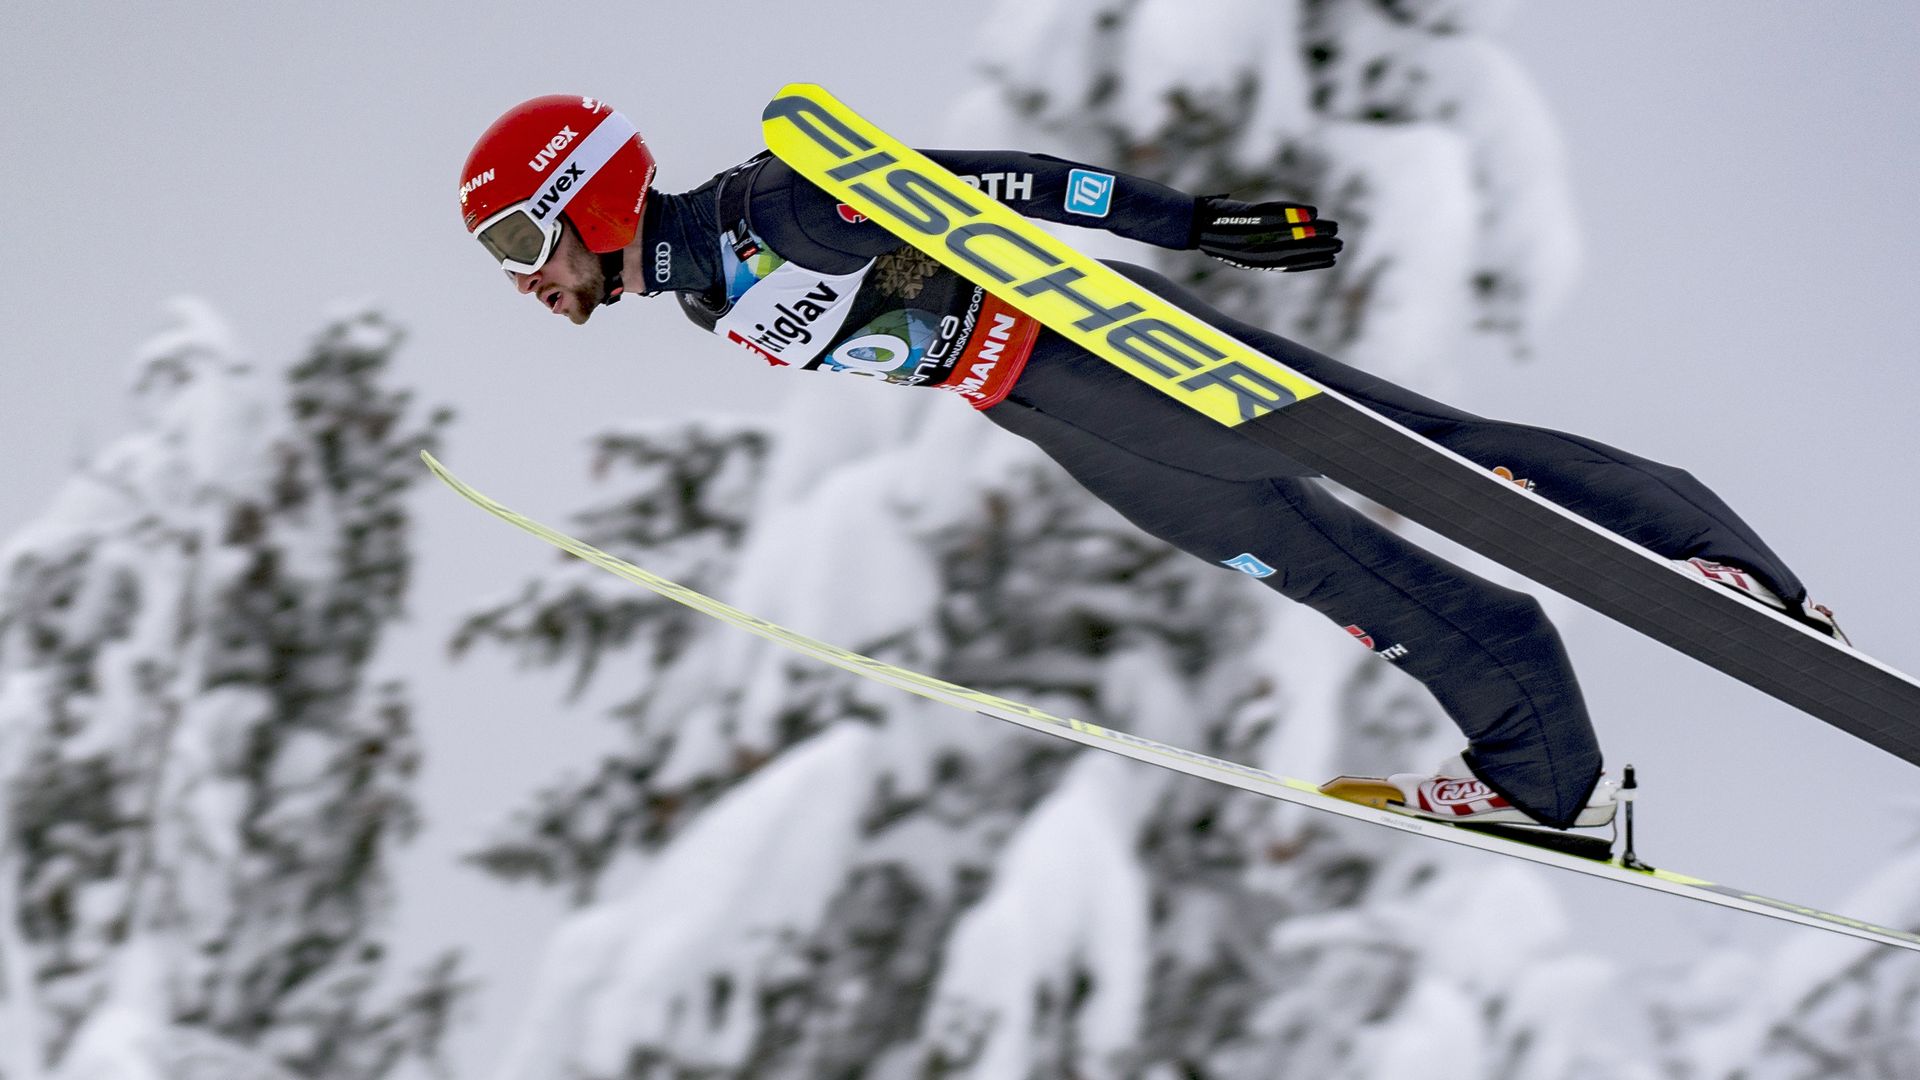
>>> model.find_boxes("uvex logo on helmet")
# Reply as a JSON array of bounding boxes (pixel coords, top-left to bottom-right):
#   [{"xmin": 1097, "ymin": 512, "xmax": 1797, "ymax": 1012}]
[
  {"xmin": 529, "ymin": 127, "xmax": 580, "ymax": 173},
  {"xmin": 527, "ymin": 164, "xmax": 586, "ymax": 223}
]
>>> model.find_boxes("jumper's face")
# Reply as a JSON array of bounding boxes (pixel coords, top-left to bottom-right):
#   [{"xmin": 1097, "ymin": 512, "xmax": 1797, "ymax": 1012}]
[{"xmin": 509, "ymin": 220, "xmax": 603, "ymax": 325}]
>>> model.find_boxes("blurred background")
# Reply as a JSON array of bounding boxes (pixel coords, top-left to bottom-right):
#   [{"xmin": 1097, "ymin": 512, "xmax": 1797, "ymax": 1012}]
[{"xmin": 3, "ymin": 2, "xmax": 1917, "ymax": 1077}]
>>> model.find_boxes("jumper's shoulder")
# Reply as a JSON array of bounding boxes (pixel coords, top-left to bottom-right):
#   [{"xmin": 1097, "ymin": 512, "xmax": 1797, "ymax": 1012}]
[{"xmin": 744, "ymin": 150, "xmax": 903, "ymax": 267}]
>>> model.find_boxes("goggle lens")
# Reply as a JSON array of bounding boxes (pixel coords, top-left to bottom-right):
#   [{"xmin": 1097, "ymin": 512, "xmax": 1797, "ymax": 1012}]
[{"xmin": 477, "ymin": 208, "xmax": 559, "ymax": 274}]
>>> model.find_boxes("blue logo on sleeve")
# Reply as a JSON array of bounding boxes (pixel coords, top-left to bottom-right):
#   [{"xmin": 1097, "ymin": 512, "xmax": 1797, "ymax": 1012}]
[
  {"xmin": 1064, "ymin": 169, "xmax": 1115, "ymax": 217},
  {"xmin": 1222, "ymin": 553, "xmax": 1277, "ymax": 579}
]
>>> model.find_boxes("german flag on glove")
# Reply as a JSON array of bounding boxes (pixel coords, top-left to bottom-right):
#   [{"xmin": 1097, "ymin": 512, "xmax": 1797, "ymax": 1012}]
[{"xmin": 1193, "ymin": 196, "xmax": 1344, "ymax": 272}]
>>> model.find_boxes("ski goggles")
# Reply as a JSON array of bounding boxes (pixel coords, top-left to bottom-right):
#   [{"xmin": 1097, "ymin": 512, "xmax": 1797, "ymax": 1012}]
[{"xmin": 472, "ymin": 111, "xmax": 638, "ymax": 275}]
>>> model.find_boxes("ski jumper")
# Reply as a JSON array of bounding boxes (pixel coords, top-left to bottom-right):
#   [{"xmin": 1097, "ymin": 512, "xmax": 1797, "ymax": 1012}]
[{"xmin": 638, "ymin": 150, "xmax": 1811, "ymax": 829}]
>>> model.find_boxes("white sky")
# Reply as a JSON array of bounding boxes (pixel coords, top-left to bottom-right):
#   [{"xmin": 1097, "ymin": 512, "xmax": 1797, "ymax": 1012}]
[{"xmin": 4, "ymin": 2, "xmax": 1918, "ymax": 1074}]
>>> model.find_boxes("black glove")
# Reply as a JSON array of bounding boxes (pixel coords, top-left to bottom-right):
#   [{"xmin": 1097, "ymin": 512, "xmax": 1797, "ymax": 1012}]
[{"xmin": 1192, "ymin": 196, "xmax": 1343, "ymax": 272}]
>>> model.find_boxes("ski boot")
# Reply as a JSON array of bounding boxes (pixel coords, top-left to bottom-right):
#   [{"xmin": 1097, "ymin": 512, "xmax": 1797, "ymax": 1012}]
[
  {"xmin": 1321, "ymin": 753, "xmax": 1618, "ymax": 829},
  {"xmin": 1676, "ymin": 557, "xmax": 1850, "ymax": 644}
]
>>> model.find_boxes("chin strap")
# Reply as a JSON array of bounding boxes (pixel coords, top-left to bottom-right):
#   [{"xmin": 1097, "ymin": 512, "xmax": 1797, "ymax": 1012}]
[{"xmin": 599, "ymin": 250, "xmax": 626, "ymax": 305}]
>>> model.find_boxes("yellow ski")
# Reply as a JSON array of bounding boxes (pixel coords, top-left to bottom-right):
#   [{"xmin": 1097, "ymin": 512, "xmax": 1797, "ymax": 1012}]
[{"xmin": 760, "ymin": 87, "xmax": 1323, "ymax": 427}]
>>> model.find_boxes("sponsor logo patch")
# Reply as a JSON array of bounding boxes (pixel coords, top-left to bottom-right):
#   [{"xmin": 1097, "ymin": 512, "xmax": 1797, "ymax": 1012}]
[
  {"xmin": 1493, "ymin": 466, "xmax": 1535, "ymax": 492},
  {"xmin": 1064, "ymin": 169, "xmax": 1114, "ymax": 217},
  {"xmin": 923, "ymin": 289, "xmax": 982, "ymax": 367},
  {"xmin": 1345, "ymin": 624, "xmax": 1408, "ymax": 660},
  {"xmin": 826, "ymin": 331, "xmax": 912, "ymax": 375},
  {"xmin": 1223, "ymin": 553, "xmax": 1277, "ymax": 579},
  {"xmin": 1427, "ymin": 778, "xmax": 1501, "ymax": 808},
  {"xmin": 957, "ymin": 172, "xmax": 1035, "ymax": 201},
  {"xmin": 1436, "ymin": 776, "xmax": 1489, "ymax": 803},
  {"xmin": 836, "ymin": 203, "xmax": 868, "ymax": 224},
  {"xmin": 459, "ymin": 168, "xmax": 495, "ymax": 205},
  {"xmin": 712, "ymin": 260, "xmax": 869, "ymax": 368},
  {"xmin": 739, "ymin": 282, "xmax": 841, "ymax": 354},
  {"xmin": 654, "ymin": 241, "xmax": 673, "ymax": 283},
  {"xmin": 939, "ymin": 293, "xmax": 1038, "ymax": 409},
  {"xmin": 1686, "ymin": 558, "xmax": 1760, "ymax": 593}
]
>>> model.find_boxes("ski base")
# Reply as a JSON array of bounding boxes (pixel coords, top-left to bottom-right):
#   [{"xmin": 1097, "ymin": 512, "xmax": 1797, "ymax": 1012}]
[
  {"xmin": 1453, "ymin": 822, "xmax": 1616, "ymax": 863},
  {"xmin": 423, "ymin": 450, "xmax": 1920, "ymax": 956}
]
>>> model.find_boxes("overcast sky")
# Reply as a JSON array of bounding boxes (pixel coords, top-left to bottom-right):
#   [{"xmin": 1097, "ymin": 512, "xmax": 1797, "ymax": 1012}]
[{"xmin": 4, "ymin": 2, "xmax": 1918, "ymax": 1072}]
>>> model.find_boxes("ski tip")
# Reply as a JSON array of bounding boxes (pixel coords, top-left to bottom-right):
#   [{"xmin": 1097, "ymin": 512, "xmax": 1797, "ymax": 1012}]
[
  {"xmin": 420, "ymin": 450, "xmax": 454, "ymax": 483},
  {"xmin": 762, "ymin": 82, "xmax": 832, "ymax": 122},
  {"xmin": 418, "ymin": 451, "xmax": 478, "ymax": 503},
  {"xmin": 1318, "ymin": 776, "xmax": 1404, "ymax": 811}
]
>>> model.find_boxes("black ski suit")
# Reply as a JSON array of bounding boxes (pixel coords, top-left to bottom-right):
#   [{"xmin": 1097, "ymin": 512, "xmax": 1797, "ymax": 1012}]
[{"xmin": 635, "ymin": 149, "xmax": 1810, "ymax": 828}]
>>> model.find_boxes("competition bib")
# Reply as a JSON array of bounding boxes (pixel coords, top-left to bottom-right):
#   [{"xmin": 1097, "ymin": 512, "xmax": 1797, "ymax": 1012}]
[{"xmin": 712, "ymin": 257, "xmax": 870, "ymax": 368}]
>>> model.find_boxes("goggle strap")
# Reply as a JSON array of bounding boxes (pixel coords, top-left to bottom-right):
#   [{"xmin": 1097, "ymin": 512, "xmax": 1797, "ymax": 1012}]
[{"xmin": 600, "ymin": 249, "xmax": 626, "ymax": 305}]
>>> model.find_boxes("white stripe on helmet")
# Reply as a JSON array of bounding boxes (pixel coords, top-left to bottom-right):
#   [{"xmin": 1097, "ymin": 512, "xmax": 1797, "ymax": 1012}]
[{"xmin": 524, "ymin": 111, "xmax": 637, "ymax": 227}]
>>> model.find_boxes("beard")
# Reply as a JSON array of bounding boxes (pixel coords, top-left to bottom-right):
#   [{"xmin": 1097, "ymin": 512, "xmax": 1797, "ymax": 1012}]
[{"xmin": 556, "ymin": 239, "xmax": 605, "ymax": 325}]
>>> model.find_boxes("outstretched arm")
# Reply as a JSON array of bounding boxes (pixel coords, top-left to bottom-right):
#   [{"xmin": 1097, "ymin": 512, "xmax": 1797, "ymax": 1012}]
[
  {"xmin": 758, "ymin": 147, "xmax": 1341, "ymax": 273},
  {"xmin": 922, "ymin": 149, "xmax": 1342, "ymax": 272}
]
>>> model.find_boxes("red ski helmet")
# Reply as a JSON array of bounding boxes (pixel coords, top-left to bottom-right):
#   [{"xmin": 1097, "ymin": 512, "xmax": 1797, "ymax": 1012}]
[{"xmin": 459, "ymin": 95, "xmax": 656, "ymax": 273}]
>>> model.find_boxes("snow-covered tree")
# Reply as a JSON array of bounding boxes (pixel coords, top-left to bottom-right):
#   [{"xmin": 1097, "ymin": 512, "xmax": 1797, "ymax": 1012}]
[
  {"xmin": 0, "ymin": 300, "xmax": 461, "ymax": 1079},
  {"xmin": 453, "ymin": 3, "xmax": 1667, "ymax": 1078}
]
